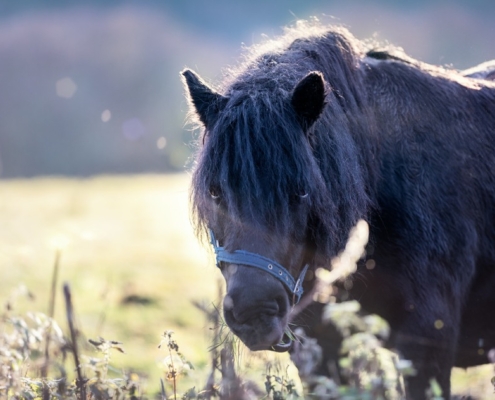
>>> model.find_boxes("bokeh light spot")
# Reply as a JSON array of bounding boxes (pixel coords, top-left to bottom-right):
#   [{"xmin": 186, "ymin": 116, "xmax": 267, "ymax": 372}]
[
  {"xmin": 56, "ymin": 77, "xmax": 77, "ymax": 99},
  {"xmin": 157, "ymin": 137, "xmax": 167, "ymax": 149},
  {"xmin": 122, "ymin": 118, "xmax": 146, "ymax": 141},
  {"xmin": 434, "ymin": 319, "xmax": 444, "ymax": 330},
  {"xmin": 101, "ymin": 109, "xmax": 111, "ymax": 122}
]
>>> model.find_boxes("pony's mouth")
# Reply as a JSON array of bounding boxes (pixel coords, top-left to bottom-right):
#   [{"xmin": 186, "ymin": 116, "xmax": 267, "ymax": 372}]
[{"xmin": 271, "ymin": 332, "xmax": 293, "ymax": 352}]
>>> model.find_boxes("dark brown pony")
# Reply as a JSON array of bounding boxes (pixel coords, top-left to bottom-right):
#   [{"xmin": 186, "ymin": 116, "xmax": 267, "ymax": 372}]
[{"xmin": 183, "ymin": 23, "xmax": 495, "ymax": 398}]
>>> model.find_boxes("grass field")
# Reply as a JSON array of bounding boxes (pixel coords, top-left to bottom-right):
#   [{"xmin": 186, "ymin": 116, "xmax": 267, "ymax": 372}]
[
  {"xmin": 0, "ymin": 173, "xmax": 493, "ymax": 398},
  {"xmin": 0, "ymin": 174, "xmax": 237, "ymax": 395}
]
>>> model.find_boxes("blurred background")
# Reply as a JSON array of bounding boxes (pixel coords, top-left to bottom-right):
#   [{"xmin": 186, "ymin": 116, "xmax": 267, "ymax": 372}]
[
  {"xmin": 0, "ymin": 0, "xmax": 493, "ymax": 178},
  {"xmin": 0, "ymin": 1, "xmax": 494, "ymax": 396}
]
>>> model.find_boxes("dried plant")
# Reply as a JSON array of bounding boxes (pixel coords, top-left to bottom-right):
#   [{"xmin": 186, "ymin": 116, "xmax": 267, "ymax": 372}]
[{"xmin": 0, "ymin": 257, "xmax": 492, "ymax": 399}]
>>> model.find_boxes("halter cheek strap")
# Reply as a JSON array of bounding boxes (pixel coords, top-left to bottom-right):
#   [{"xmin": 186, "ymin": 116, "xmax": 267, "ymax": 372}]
[{"xmin": 209, "ymin": 229, "xmax": 309, "ymax": 304}]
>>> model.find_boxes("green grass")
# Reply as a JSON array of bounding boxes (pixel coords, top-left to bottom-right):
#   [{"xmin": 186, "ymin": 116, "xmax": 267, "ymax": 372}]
[
  {"xmin": 0, "ymin": 173, "xmax": 493, "ymax": 398},
  {"xmin": 0, "ymin": 173, "xmax": 226, "ymax": 395}
]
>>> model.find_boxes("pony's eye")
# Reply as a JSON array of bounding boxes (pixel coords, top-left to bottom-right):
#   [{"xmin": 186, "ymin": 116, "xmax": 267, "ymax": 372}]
[
  {"xmin": 209, "ymin": 187, "xmax": 221, "ymax": 200},
  {"xmin": 290, "ymin": 192, "xmax": 309, "ymax": 205}
]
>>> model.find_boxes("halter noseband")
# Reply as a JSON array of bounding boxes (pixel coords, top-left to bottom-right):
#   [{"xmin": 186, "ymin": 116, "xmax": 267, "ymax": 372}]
[{"xmin": 209, "ymin": 230, "xmax": 309, "ymax": 304}]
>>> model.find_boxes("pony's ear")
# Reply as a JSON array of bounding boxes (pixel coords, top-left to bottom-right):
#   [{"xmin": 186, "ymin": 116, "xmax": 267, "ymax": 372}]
[
  {"xmin": 291, "ymin": 71, "xmax": 326, "ymax": 131},
  {"xmin": 182, "ymin": 69, "xmax": 227, "ymax": 128}
]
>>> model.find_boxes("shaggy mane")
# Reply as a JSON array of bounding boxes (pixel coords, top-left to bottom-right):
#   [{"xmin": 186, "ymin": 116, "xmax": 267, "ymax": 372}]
[{"xmin": 190, "ymin": 22, "xmax": 379, "ymax": 263}]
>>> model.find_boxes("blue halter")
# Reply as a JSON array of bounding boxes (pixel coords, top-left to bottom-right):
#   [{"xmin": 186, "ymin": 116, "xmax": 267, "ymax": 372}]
[{"xmin": 209, "ymin": 230, "xmax": 309, "ymax": 304}]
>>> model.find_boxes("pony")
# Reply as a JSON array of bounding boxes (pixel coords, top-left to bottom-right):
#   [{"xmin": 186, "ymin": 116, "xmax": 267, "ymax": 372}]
[{"xmin": 182, "ymin": 22, "xmax": 495, "ymax": 399}]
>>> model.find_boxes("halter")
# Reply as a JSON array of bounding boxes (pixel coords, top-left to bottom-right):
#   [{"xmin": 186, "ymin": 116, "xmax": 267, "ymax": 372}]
[{"xmin": 209, "ymin": 230, "xmax": 309, "ymax": 304}]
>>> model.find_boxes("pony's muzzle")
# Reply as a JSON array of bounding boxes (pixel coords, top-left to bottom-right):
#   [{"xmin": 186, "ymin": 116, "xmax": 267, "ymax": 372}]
[{"xmin": 222, "ymin": 264, "xmax": 292, "ymax": 352}]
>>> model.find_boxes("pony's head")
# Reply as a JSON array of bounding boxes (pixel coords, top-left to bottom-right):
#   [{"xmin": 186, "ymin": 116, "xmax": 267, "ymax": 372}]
[
  {"xmin": 184, "ymin": 68, "xmax": 327, "ymax": 350},
  {"xmin": 183, "ymin": 28, "xmax": 371, "ymax": 351}
]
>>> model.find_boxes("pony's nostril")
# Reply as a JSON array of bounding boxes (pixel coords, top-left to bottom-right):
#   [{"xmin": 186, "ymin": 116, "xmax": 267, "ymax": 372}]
[{"xmin": 223, "ymin": 307, "xmax": 233, "ymax": 322}]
